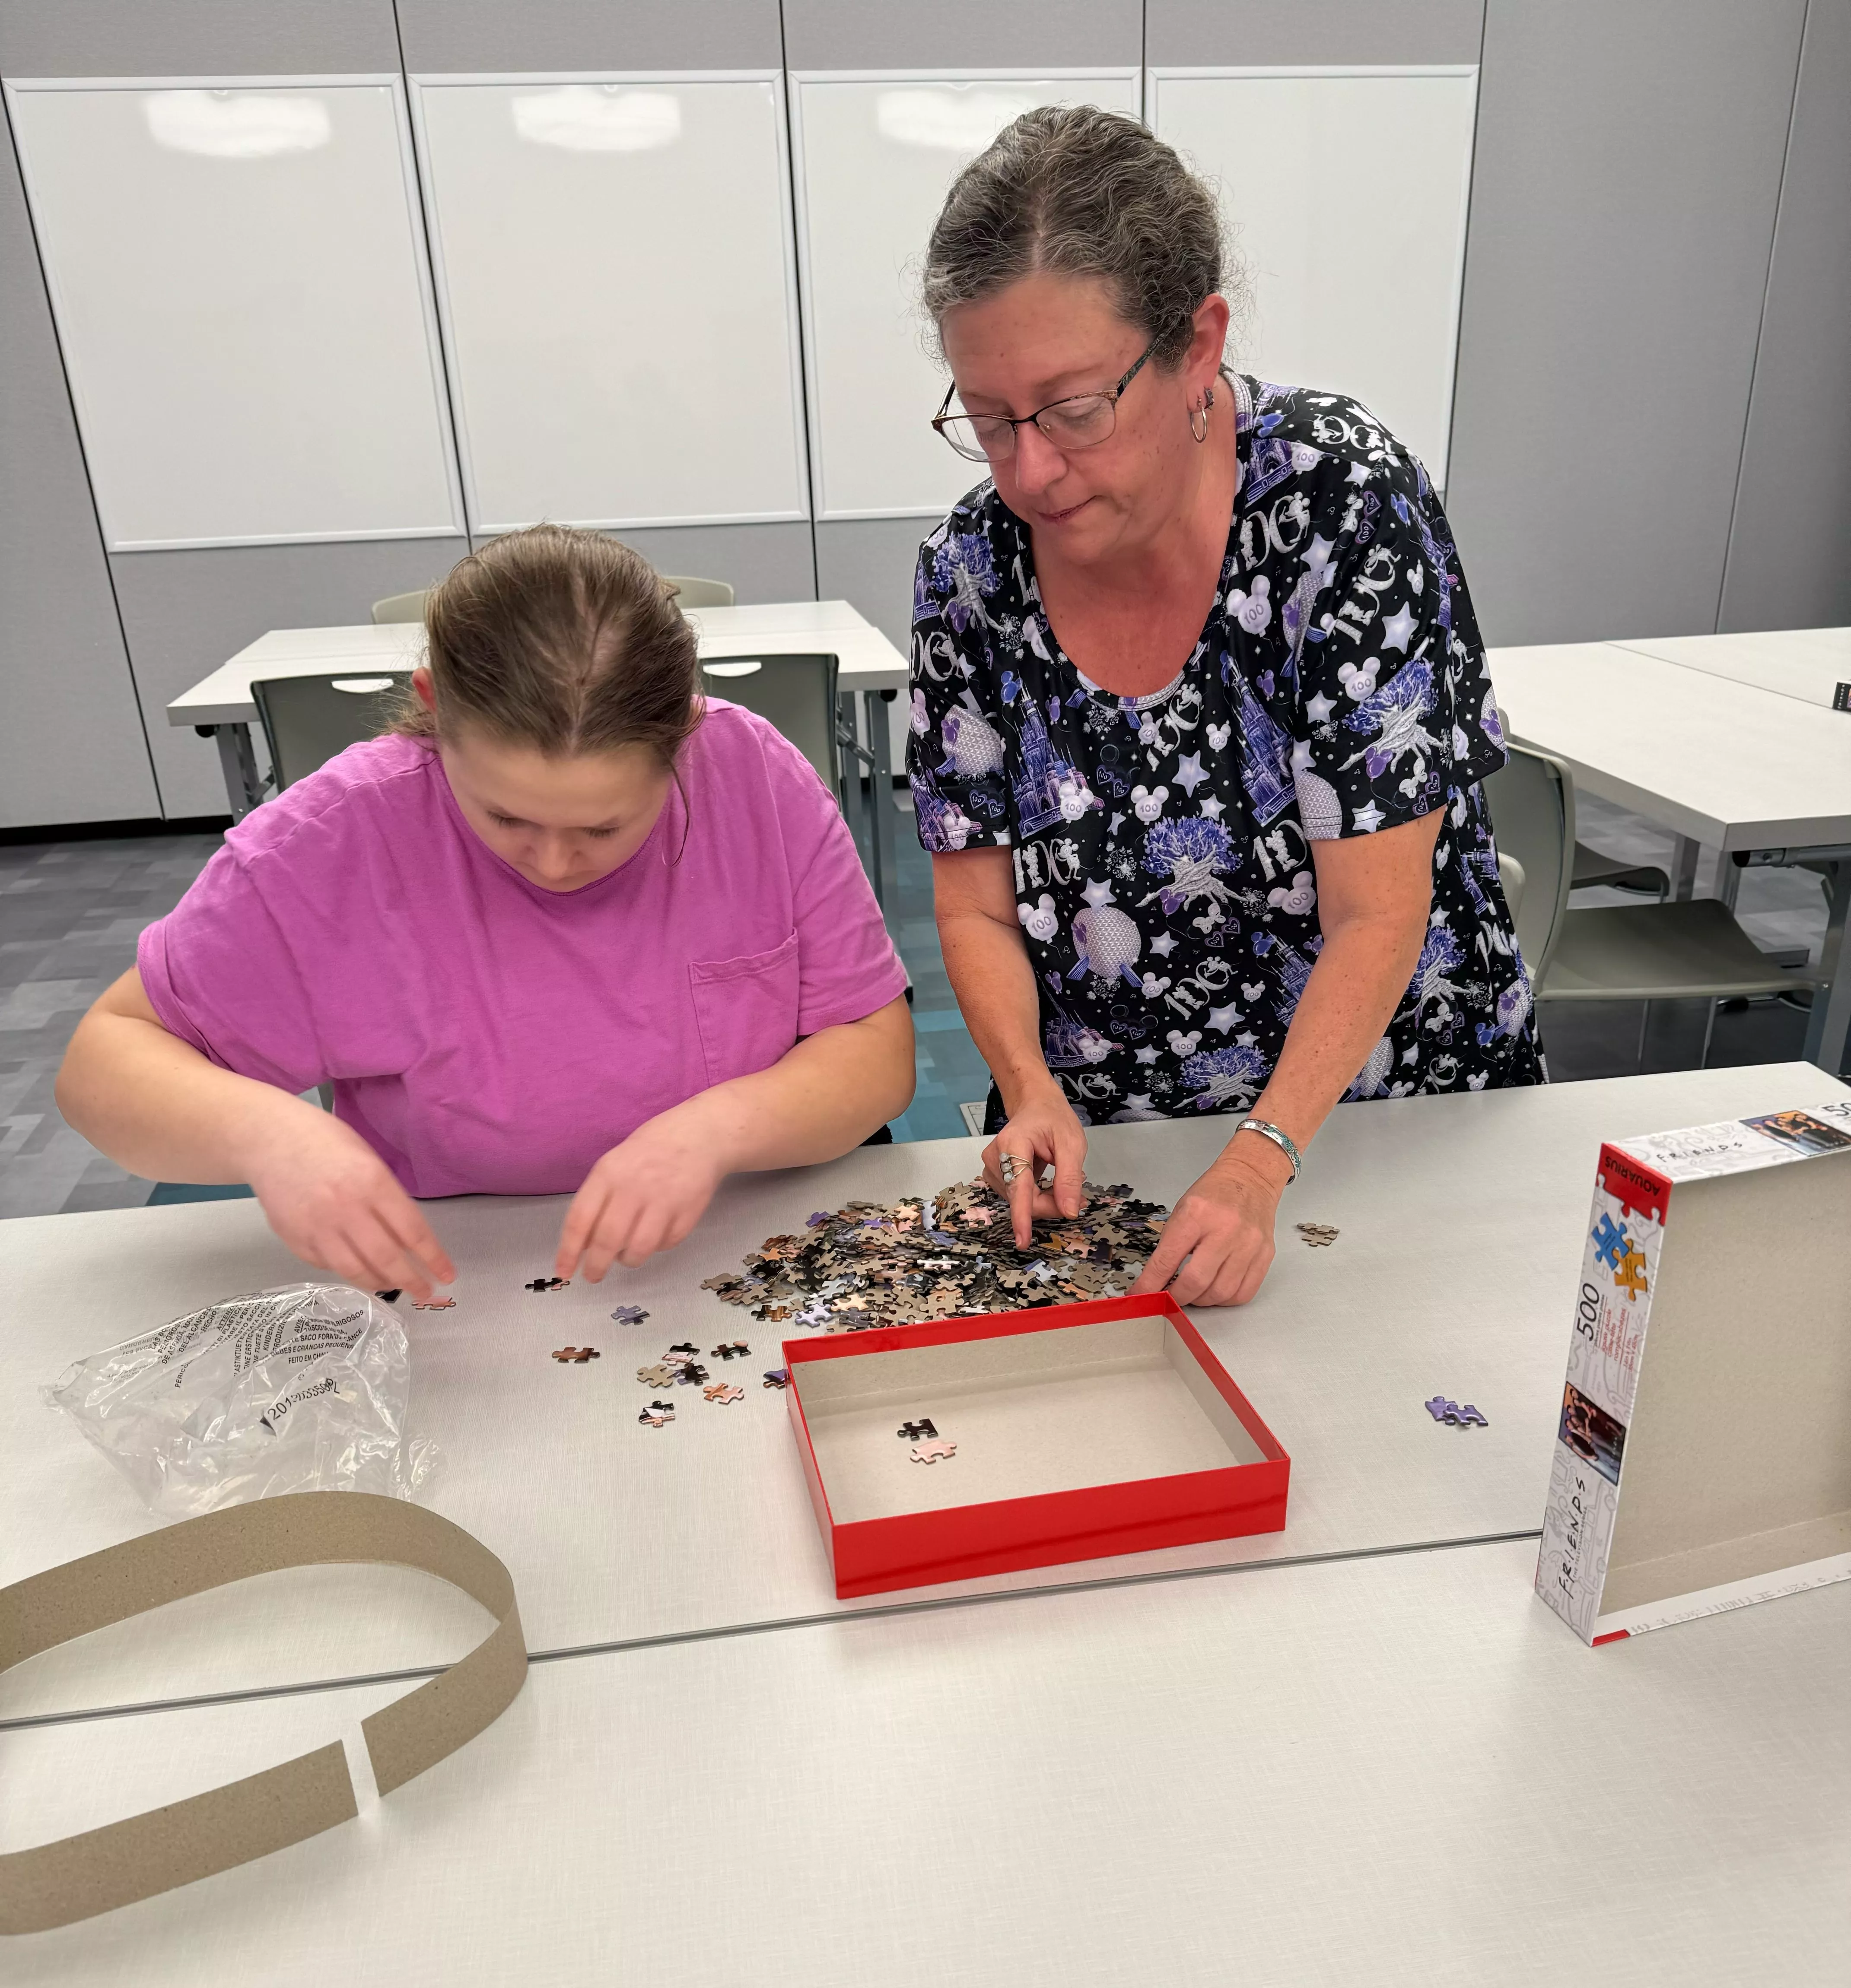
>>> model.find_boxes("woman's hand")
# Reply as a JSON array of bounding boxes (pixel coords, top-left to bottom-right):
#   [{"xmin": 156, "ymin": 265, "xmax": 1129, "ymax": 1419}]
[
  {"xmin": 983, "ymin": 1082, "xmax": 1089, "ymax": 1246},
  {"xmin": 1130, "ymin": 1141, "xmax": 1289, "ymax": 1307},
  {"xmin": 243, "ymin": 1108, "xmax": 455, "ymax": 1302},
  {"xmin": 557, "ymin": 1118, "xmax": 726, "ymax": 1283}
]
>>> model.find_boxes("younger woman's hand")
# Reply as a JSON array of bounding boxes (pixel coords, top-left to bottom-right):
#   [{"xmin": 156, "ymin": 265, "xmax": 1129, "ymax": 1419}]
[
  {"xmin": 243, "ymin": 1105, "xmax": 455, "ymax": 1302},
  {"xmin": 983, "ymin": 1083, "xmax": 1089, "ymax": 1246},
  {"xmin": 557, "ymin": 1119, "xmax": 726, "ymax": 1283}
]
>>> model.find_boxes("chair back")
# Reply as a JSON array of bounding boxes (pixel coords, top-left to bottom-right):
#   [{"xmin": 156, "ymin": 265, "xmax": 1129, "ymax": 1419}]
[
  {"xmin": 251, "ymin": 673, "xmax": 413, "ymax": 793},
  {"xmin": 1483, "ymin": 741, "xmax": 1575, "ymax": 984},
  {"xmin": 370, "ymin": 590, "xmax": 429, "ymax": 625},
  {"xmin": 666, "ymin": 575, "xmax": 735, "ymax": 609},
  {"xmin": 701, "ymin": 653, "xmax": 840, "ymax": 792}
]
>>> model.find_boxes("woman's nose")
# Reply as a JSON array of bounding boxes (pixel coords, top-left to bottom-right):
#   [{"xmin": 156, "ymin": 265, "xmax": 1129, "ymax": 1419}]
[
  {"xmin": 530, "ymin": 836, "xmax": 581, "ymax": 881},
  {"xmin": 1011, "ymin": 421, "xmax": 1067, "ymax": 492}
]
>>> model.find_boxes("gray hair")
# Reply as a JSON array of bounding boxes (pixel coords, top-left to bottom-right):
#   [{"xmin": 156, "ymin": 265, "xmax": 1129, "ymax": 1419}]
[{"xmin": 921, "ymin": 104, "xmax": 1240, "ymax": 368}]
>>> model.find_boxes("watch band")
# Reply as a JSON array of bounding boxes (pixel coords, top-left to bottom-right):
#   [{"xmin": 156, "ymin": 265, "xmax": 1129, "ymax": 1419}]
[{"xmin": 1235, "ymin": 1117, "xmax": 1301, "ymax": 1182}]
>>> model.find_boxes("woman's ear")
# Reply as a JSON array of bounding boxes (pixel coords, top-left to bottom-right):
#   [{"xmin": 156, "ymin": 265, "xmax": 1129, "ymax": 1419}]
[
  {"xmin": 1189, "ymin": 292, "xmax": 1232, "ymax": 386},
  {"xmin": 411, "ymin": 665, "xmax": 437, "ymax": 712}
]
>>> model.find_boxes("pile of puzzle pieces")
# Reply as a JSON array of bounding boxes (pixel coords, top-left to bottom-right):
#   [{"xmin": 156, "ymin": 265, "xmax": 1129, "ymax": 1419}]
[{"xmin": 700, "ymin": 1175, "xmax": 1168, "ymax": 1332}]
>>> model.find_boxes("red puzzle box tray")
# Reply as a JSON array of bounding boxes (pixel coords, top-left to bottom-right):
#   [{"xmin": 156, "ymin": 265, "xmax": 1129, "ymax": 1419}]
[{"xmin": 783, "ymin": 1293, "xmax": 1290, "ymax": 1598}]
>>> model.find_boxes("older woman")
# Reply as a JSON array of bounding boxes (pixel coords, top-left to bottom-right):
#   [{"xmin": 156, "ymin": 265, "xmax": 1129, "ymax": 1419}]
[{"xmin": 908, "ymin": 105, "xmax": 1541, "ymax": 1308}]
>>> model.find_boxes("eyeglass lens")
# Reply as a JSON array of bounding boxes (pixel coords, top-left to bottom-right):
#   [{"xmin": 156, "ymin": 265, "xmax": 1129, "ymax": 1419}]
[{"xmin": 939, "ymin": 395, "xmax": 1117, "ymax": 463}]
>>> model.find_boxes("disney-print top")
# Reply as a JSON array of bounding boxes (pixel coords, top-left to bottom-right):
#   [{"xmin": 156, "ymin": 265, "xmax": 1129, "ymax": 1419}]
[{"xmin": 906, "ymin": 375, "xmax": 1545, "ymax": 1127}]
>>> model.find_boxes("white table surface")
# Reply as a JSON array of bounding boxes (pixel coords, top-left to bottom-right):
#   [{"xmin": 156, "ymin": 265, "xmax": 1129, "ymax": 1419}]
[
  {"xmin": 6, "ymin": 1536, "xmax": 1848, "ymax": 1985},
  {"xmin": 1612, "ymin": 626, "xmax": 1851, "ymax": 713},
  {"xmin": 6, "ymin": 1064, "xmax": 1844, "ymax": 1727},
  {"xmin": 164, "ymin": 600, "xmax": 909, "ymax": 727},
  {"xmin": 1487, "ymin": 641, "xmax": 1851, "ymax": 851}
]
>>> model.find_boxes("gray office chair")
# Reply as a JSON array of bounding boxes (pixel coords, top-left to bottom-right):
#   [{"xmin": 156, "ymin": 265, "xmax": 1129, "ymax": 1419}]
[
  {"xmin": 371, "ymin": 590, "xmax": 429, "ymax": 625},
  {"xmin": 665, "ymin": 575, "xmax": 734, "ymax": 608},
  {"xmin": 1485, "ymin": 741, "xmax": 1816, "ymax": 1066},
  {"xmin": 700, "ymin": 653, "xmax": 841, "ymax": 793},
  {"xmin": 1497, "ymin": 851, "xmax": 1527, "ymax": 930},
  {"xmin": 251, "ymin": 673, "xmax": 413, "ymax": 793},
  {"xmin": 1572, "ymin": 842, "xmax": 1670, "ymax": 898}
]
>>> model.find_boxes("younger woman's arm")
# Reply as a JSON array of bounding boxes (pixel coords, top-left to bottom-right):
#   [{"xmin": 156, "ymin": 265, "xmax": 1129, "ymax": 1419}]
[
  {"xmin": 556, "ymin": 994, "xmax": 916, "ymax": 1281},
  {"xmin": 57, "ymin": 969, "xmax": 455, "ymax": 1298}
]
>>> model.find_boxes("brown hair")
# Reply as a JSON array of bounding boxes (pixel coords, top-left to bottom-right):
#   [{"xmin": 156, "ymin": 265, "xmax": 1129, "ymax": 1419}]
[
  {"xmin": 394, "ymin": 524, "xmax": 701, "ymax": 765},
  {"xmin": 920, "ymin": 104, "xmax": 1240, "ymax": 368}
]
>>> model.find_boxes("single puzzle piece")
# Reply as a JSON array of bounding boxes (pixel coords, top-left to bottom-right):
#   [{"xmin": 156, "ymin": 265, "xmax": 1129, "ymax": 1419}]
[
  {"xmin": 637, "ymin": 1364, "xmax": 677, "ymax": 1388},
  {"xmin": 1612, "ymin": 1245, "xmax": 1650, "ymax": 1301},
  {"xmin": 413, "ymin": 1296, "xmax": 456, "ymax": 1310},
  {"xmin": 1589, "ymin": 1213, "xmax": 1630, "ymax": 1273},
  {"xmin": 553, "ymin": 1347, "xmax": 599, "ymax": 1364},
  {"xmin": 897, "ymin": 1419, "xmax": 938, "ymax": 1441},
  {"xmin": 668, "ymin": 1342, "xmax": 700, "ymax": 1356},
  {"xmin": 638, "ymin": 1400, "xmax": 675, "ymax": 1427},
  {"xmin": 675, "ymin": 1364, "xmax": 709, "ymax": 1387},
  {"xmin": 704, "ymin": 1383, "xmax": 745, "ymax": 1404},
  {"xmin": 610, "ymin": 1305, "xmax": 649, "ymax": 1325},
  {"xmin": 762, "ymin": 1369, "xmax": 789, "ymax": 1389},
  {"xmin": 709, "ymin": 1341, "xmax": 750, "ymax": 1361},
  {"xmin": 375, "ymin": 1289, "xmax": 401, "ymax": 1304},
  {"xmin": 1424, "ymin": 1395, "xmax": 1453, "ymax": 1422},
  {"xmin": 1452, "ymin": 1403, "xmax": 1488, "ymax": 1427},
  {"xmin": 525, "ymin": 1276, "xmax": 570, "ymax": 1294},
  {"xmin": 910, "ymin": 1439, "xmax": 957, "ymax": 1464}
]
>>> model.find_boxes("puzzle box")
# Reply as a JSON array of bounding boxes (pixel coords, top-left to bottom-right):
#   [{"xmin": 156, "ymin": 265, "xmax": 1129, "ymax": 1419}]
[
  {"xmin": 783, "ymin": 1294, "xmax": 1290, "ymax": 1598},
  {"xmin": 1536, "ymin": 1100, "xmax": 1851, "ymax": 1645}
]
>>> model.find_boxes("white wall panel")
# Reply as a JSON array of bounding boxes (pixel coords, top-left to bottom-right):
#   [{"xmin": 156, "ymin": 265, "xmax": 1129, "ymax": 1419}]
[
  {"xmin": 791, "ymin": 70, "xmax": 1140, "ymax": 521},
  {"xmin": 1149, "ymin": 67, "xmax": 1478, "ymax": 482},
  {"xmin": 412, "ymin": 74, "xmax": 808, "ymax": 533},
  {"xmin": 4, "ymin": 76, "xmax": 463, "ymax": 551}
]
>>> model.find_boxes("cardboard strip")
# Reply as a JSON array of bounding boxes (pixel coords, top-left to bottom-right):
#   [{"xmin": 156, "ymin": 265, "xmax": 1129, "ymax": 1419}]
[{"xmin": 0, "ymin": 1493, "xmax": 526, "ymax": 1935}]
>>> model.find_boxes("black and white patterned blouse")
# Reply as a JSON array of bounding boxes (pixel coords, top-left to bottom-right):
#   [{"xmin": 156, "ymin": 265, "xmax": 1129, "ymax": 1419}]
[{"xmin": 906, "ymin": 374, "xmax": 1545, "ymax": 1128}]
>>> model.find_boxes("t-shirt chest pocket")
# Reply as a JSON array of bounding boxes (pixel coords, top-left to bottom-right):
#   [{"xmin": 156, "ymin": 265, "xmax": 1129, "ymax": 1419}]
[{"xmin": 688, "ymin": 931, "xmax": 802, "ymax": 1088}]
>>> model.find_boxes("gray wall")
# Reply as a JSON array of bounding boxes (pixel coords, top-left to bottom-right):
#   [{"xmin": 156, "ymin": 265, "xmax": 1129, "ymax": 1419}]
[
  {"xmin": 4, "ymin": 0, "xmax": 1850, "ymax": 825},
  {"xmin": 1444, "ymin": 0, "xmax": 1807, "ymax": 646},
  {"xmin": 1718, "ymin": 0, "xmax": 1851, "ymax": 634},
  {"xmin": 395, "ymin": 0, "xmax": 782, "ymax": 71},
  {"xmin": 0, "ymin": 0, "xmax": 442, "ymax": 820},
  {"xmin": 1145, "ymin": 0, "xmax": 1482, "ymax": 65},
  {"xmin": 0, "ymin": 88, "xmax": 155, "ymax": 827}
]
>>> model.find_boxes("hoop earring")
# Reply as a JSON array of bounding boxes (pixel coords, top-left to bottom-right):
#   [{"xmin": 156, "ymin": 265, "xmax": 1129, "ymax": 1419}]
[{"xmin": 1189, "ymin": 388, "xmax": 1214, "ymax": 445}]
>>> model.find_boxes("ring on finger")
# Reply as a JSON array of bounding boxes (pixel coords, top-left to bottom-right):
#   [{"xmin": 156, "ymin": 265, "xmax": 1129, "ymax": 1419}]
[{"xmin": 999, "ymin": 1152, "xmax": 1025, "ymax": 1185}]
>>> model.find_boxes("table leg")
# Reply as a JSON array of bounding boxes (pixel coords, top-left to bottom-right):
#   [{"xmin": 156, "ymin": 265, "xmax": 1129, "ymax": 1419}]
[
  {"xmin": 1670, "ymin": 835, "xmax": 1701, "ymax": 901},
  {"xmin": 208, "ymin": 723, "xmax": 264, "ymax": 822},
  {"xmin": 1717, "ymin": 852, "xmax": 1743, "ymax": 912},
  {"xmin": 1802, "ymin": 860, "xmax": 1849, "ymax": 1075},
  {"xmin": 863, "ymin": 688, "xmax": 896, "ymax": 912}
]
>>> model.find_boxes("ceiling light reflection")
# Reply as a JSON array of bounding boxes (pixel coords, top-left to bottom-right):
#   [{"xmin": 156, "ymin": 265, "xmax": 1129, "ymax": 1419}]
[
  {"xmin": 511, "ymin": 86, "xmax": 682, "ymax": 153},
  {"xmin": 144, "ymin": 91, "xmax": 332, "ymax": 159},
  {"xmin": 874, "ymin": 88, "xmax": 1037, "ymax": 153}
]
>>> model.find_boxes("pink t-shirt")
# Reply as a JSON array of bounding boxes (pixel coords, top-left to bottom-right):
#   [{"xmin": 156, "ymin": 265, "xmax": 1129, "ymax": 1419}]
[{"xmin": 139, "ymin": 705, "xmax": 908, "ymax": 1198}]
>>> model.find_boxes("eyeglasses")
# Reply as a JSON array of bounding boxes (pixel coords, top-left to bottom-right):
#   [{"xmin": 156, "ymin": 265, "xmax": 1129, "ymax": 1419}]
[{"xmin": 930, "ymin": 342, "xmax": 1156, "ymax": 464}]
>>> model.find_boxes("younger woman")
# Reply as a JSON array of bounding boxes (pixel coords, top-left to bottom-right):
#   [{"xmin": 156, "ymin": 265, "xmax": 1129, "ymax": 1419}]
[{"xmin": 58, "ymin": 526, "xmax": 914, "ymax": 1299}]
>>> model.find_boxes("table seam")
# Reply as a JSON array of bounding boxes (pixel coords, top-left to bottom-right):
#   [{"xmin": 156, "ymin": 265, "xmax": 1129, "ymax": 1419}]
[{"xmin": 0, "ymin": 1527, "xmax": 1541, "ymax": 1735}]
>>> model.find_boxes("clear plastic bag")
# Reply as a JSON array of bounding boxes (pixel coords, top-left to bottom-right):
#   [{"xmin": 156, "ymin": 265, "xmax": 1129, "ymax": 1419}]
[{"xmin": 41, "ymin": 1283, "xmax": 440, "ymax": 1518}]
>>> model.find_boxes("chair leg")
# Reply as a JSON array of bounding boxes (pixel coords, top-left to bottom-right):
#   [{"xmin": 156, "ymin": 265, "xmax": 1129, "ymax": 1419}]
[
  {"xmin": 1635, "ymin": 1000, "xmax": 1652, "ymax": 1073},
  {"xmin": 1699, "ymin": 997, "xmax": 1718, "ymax": 1070}
]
